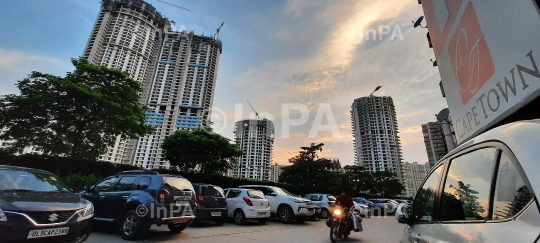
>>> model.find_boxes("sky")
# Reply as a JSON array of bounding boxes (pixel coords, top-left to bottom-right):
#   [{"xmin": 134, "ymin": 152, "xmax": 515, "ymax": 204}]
[{"xmin": 0, "ymin": 0, "xmax": 449, "ymax": 166}]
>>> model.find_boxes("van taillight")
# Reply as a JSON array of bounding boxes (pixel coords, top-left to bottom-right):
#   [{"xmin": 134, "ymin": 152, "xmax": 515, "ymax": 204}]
[
  {"xmin": 158, "ymin": 190, "xmax": 167, "ymax": 203},
  {"xmin": 243, "ymin": 197, "xmax": 253, "ymax": 206},
  {"xmin": 197, "ymin": 193, "xmax": 205, "ymax": 206}
]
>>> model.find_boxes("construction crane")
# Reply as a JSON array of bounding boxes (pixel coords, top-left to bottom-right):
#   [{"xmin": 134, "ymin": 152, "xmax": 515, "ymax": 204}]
[
  {"xmin": 370, "ymin": 86, "xmax": 382, "ymax": 96},
  {"xmin": 153, "ymin": 0, "xmax": 189, "ymax": 11},
  {"xmin": 214, "ymin": 22, "xmax": 224, "ymax": 40},
  {"xmin": 247, "ymin": 100, "xmax": 259, "ymax": 119}
]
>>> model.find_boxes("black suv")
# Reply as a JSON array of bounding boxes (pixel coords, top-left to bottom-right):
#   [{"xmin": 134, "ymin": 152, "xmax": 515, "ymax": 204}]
[
  {"xmin": 0, "ymin": 166, "xmax": 94, "ymax": 243},
  {"xmin": 81, "ymin": 171, "xmax": 196, "ymax": 240},
  {"xmin": 189, "ymin": 183, "xmax": 227, "ymax": 226}
]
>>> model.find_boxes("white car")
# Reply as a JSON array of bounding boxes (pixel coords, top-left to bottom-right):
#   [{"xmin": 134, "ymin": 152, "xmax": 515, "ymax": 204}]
[
  {"xmin": 239, "ymin": 185, "xmax": 315, "ymax": 223},
  {"xmin": 224, "ymin": 188, "xmax": 270, "ymax": 225},
  {"xmin": 353, "ymin": 202, "xmax": 370, "ymax": 217}
]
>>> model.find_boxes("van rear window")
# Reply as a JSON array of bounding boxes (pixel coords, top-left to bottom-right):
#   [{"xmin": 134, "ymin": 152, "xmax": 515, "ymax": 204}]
[{"xmin": 163, "ymin": 177, "xmax": 194, "ymax": 191}]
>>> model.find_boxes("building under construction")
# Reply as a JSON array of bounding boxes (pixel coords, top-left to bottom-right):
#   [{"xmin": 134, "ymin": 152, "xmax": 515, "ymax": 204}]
[
  {"xmin": 421, "ymin": 122, "xmax": 448, "ymax": 167},
  {"xmin": 233, "ymin": 119, "xmax": 275, "ymax": 181},
  {"xmin": 83, "ymin": 0, "xmax": 222, "ymax": 168},
  {"xmin": 351, "ymin": 95, "xmax": 403, "ymax": 181}
]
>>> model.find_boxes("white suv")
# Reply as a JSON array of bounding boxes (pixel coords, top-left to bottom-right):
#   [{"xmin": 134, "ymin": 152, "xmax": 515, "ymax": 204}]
[{"xmin": 239, "ymin": 185, "xmax": 315, "ymax": 223}]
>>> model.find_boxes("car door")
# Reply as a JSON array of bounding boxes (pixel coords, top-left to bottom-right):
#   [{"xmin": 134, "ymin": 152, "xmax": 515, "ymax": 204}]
[
  {"xmin": 105, "ymin": 176, "xmax": 137, "ymax": 220},
  {"xmin": 421, "ymin": 144, "xmax": 540, "ymax": 243},
  {"xmin": 225, "ymin": 190, "xmax": 241, "ymax": 218},
  {"xmin": 403, "ymin": 164, "xmax": 444, "ymax": 243},
  {"xmin": 82, "ymin": 176, "xmax": 119, "ymax": 219},
  {"xmin": 259, "ymin": 187, "xmax": 278, "ymax": 213}
]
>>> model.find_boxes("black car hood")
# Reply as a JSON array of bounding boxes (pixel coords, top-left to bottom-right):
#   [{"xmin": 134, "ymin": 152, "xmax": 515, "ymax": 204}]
[{"xmin": 0, "ymin": 192, "xmax": 86, "ymax": 212}]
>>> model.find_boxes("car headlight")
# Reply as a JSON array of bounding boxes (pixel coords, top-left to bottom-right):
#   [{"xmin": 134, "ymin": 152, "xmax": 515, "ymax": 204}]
[
  {"xmin": 83, "ymin": 202, "xmax": 94, "ymax": 217},
  {"xmin": 0, "ymin": 208, "xmax": 7, "ymax": 221},
  {"xmin": 333, "ymin": 209, "xmax": 341, "ymax": 216},
  {"xmin": 288, "ymin": 198, "xmax": 303, "ymax": 203}
]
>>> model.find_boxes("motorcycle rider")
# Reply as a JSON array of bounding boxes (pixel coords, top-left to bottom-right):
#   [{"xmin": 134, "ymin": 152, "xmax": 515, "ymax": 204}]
[{"xmin": 335, "ymin": 190, "xmax": 354, "ymax": 231}]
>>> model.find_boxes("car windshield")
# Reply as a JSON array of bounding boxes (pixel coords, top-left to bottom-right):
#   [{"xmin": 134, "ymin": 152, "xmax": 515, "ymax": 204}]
[
  {"xmin": 327, "ymin": 195, "xmax": 336, "ymax": 201},
  {"xmin": 272, "ymin": 187, "xmax": 297, "ymax": 197},
  {"xmin": 247, "ymin": 190, "xmax": 265, "ymax": 199},
  {"xmin": 163, "ymin": 177, "xmax": 194, "ymax": 192},
  {"xmin": 0, "ymin": 169, "xmax": 70, "ymax": 192}
]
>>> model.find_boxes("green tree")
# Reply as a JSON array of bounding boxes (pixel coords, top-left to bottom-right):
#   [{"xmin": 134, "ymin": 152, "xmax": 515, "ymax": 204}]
[
  {"xmin": 279, "ymin": 143, "xmax": 341, "ymax": 193},
  {"xmin": 0, "ymin": 58, "xmax": 153, "ymax": 160},
  {"xmin": 371, "ymin": 170, "xmax": 404, "ymax": 197},
  {"xmin": 344, "ymin": 165, "xmax": 373, "ymax": 195},
  {"xmin": 161, "ymin": 127, "xmax": 245, "ymax": 176}
]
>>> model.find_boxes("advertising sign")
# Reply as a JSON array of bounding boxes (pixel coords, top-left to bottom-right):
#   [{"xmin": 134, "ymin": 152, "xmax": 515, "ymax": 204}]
[{"xmin": 421, "ymin": 0, "xmax": 540, "ymax": 144}]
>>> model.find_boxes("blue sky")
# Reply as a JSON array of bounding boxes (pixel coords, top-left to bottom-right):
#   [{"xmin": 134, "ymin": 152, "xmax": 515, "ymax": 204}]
[{"xmin": 0, "ymin": 0, "xmax": 449, "ymax": 166}]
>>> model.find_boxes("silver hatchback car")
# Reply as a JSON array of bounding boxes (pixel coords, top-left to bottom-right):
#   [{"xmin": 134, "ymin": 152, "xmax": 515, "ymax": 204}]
[{"xmin": 396, "ymin": 120, "xmax": 540, "ymax": 242}]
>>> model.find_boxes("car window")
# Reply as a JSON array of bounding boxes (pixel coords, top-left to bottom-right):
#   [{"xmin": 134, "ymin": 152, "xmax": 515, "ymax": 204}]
[
  {"xmin": 311, "ymin": 195, "xmax": 321, "ymax": 201},
  {"xmin": 137, "ymin": 176, "xmax": 151, "ymax": 190},
  {"xmin": 0, "ymin": 170, "xmax": 70, "ymax": 192},
  {"xmin": 114, "ymin": 176, "xmax": 136, "ymax": 191},
  {"xmin": 254, "ymin": 187, "xmax": 274, "ymax": 196},
  {"xmin": 248, "ymin": 190, "xmax": 265, "ymax": 199},
  {"xmin": 440, "ymin": 148, "xmax": 497, "ymax": 221},
  {"xmin": 163, "ymin": 177, "xmax": 194, "ymax": 192},
  {"xmin": 413, "ymin": 166, "xmax": 443, "ymax": 223},
  {"xmin": 492, "ymin": 152, "xmax": 534, "ymax": 219},
  {"xmin": 227, "ymin": 190, "xmax": 241, "ymax": 198},
  {"xmin": 203, "ymin": 186, "xmax": 224, "ymax": 197},
  {"xmin": 94, "ymin": 177, "xmax": 118, "ymax": 192}
]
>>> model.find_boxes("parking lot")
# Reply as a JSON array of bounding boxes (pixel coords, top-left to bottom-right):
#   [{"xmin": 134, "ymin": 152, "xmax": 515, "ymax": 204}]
[{"xmin": 86, "ymin": 216, "xmax": 404, "ymax": 243}]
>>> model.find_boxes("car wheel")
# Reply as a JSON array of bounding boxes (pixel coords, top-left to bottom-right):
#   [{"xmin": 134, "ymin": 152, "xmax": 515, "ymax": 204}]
[
  {"xmin": 120, "ymin": 210, "xmax": 147, "ymax": 240},
  {"xmin": 215, "ymin": 218, "xmax": 226, "ymax": 226},
  {"xmin": 321, "ymin": 208, "xmax": 330, "ymax": 219},
  {"xmin": 187, "ymin": 219, "xmax": 198, "ymax": 227},
  {"xmin": 258, "ymin": 219, "xmax": 267, "ymax": 224},
  {"xmin": 233, "ymin": 210, "xmax": 246, "ymax": 225},
  {"xmin": 278, "ymin": 207, "xmax": 294, "ymax": 224},
  {"xmin": 168, "ymin": 223, "xmax": 187, "ymax": 233}
]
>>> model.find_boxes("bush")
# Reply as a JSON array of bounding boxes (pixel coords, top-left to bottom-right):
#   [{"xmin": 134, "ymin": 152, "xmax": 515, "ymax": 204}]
[{"xmin": 61, "ymin": 174, "xmax": 102, "ymax": 191}]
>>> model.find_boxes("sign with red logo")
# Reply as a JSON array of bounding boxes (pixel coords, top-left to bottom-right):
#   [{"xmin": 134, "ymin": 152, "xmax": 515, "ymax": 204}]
[
  {"xmin": 447, "ymin": 2, "xmax": 495, "ymax": 105},
  {"xmin": 421, "ymin": 0, "xmax": 540, "ymax": 144}
]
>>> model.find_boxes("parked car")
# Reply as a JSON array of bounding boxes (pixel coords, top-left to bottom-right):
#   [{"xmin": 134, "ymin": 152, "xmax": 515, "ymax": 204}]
[
  {"xmin": 239, "ymin": 185, "xmax": 315, "ymax": 223},
  {"xmin": 370, "ymin": 199, "xmax": 398, "ymax": 214},
  {"xmin": 352, "ymin": 197, "xmax": 383, "ymax": 214},
  {"xmin": 353, "ymin": 202, "xmax": 370, "ymax": 217},
  {"xmin": 81, "ymin": 170, "xmax": 196, "ymax": 240},
  {"xmin": 0, "ymin": 165, "xmax": 94, "ymax": 242},
  {"xmin": 396, "ymin": 121, "xmax": 540, "ymax": 242},
  {"xmin": 304, "ymin": 194, "xmax": 336, "ymax": 219},
  {"xmin": 189, "ymin": 183, "xmax": 227, "ymax": 226},
  {"xmin": 394, "ymin": 199, "xmax": 412, "ymax": 206},
  {"xmin": 223, "ymin": 188, "xmax": 270, "ymax": 225}
]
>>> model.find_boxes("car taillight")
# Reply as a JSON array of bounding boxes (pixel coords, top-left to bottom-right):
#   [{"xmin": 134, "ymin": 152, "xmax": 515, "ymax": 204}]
[
  {"xmin": 243, "ymin": 197, "xmax": 253, "ymax": 206},
  {"xmin": 158, "ymin": 190, "xmax": 167, "ymax": 203},
  {"xmin": 197, "ymin": 193, "xmax": 205, "ymax": 206}
]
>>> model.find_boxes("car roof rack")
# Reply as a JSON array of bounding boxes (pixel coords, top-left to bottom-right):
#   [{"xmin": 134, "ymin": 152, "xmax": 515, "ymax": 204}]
[{"xmin": 114, "ymin": 170, "xmax": 159, "ymax": 175}]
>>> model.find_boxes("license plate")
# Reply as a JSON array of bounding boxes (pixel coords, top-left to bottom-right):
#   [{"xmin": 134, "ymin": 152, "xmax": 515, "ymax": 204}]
[
  {"xmin": 257, "ymin": 212, "xmax": 267, "ymax": 216},
  {"xmin": 27, "ymin": 227, "xmax": 69, "ymax": 239},
  {"xmin": 176, "ymin": 201, "xmax": 190, "ymax": 207},
  {"xmin": 211, "ymin": 212, "xmax": 221, "ymax": 217}
]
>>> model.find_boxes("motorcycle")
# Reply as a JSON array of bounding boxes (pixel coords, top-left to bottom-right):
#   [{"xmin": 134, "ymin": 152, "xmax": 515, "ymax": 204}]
[{"xmin": 327, "ymin": 206, "xmax": 362, "ymax": 242}]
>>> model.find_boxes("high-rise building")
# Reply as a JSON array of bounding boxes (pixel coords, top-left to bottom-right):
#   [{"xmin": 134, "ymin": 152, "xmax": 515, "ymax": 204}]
[
  {"xmin": 269, "ymin": 162, "xmax": 282, "ymax": 183},
  {"xmin": 351, "ymin": 95, "xmax": 403, "ymax": 181},
  {"xmin": 402, "ymin": 162, "xmax": 431, "ymax": 197},
  {"xmin": 83, "ymin": 0, "xmax": 222, "ymax": 168},
  {"xmin": 421, "ymin": 122, "xmax": 448, "ymax": 167},
  {"xmin": 233, "ymin": 119, "xmax": 275, "ymax": 181}
]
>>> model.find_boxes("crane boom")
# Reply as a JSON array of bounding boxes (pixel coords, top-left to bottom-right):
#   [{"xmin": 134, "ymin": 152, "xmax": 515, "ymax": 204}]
[
  {"xmin": 247, "ymin": 100, "xmax": 259, "ymax": 119},
  {"xmin": 154, "ymin": 0, "xmax": 189, "ymax": 11}
]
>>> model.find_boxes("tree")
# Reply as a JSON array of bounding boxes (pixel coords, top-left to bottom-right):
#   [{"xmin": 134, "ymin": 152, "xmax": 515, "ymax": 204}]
[
  {"xmin": 161, "ymin": 127, "xmax": 245, "ymax": 176},
  {"xmin": 344, "ymin": 165, "xmax": 373, "ymax": 195},
  {"xmin": 371, "ymin": 171, "xmax": 405, "ymax": 197},
  {"xmin": 0, "ymin": 58, "xmax": 153, "ymax": 160},
  {"xmin": 279, "ymin": 143, "xmax": 341, "ymax": 193}
]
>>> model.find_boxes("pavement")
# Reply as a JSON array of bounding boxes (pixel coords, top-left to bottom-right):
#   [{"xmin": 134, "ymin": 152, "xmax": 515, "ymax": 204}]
[{"xmin": 86, "ymin": 216, "xmax": 405, "ymax": 243}]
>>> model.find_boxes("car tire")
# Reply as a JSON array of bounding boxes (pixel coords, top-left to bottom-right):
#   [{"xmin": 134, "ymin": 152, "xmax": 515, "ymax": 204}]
[
  {"xmin": 120, "ymin": 210, "xmax": 147, "ymax": 241},
  {"xmin": 187, "ymin": 219, "xmax": 198, "ymax": 227},
  {"xmin": 278, "ymin": 206, "xmax": 294, "ymax": 224},
  {"xmin": 233, "ymin": 210, "xmax": 246, "ymax": 225},
  {"xmin": 258, "ymin": 219, "xmax": 267, "ymax": 224},
  {"xmin": 168, "ymin": 223, "xmax": 187, "ymax": 233},
  {"xmin": 215, "ymin": 218, "xmax": 226, "ymax": 226},
  {"xmin": 321, "ymin": 208, "xmax": 330, "ymax": 219}
]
